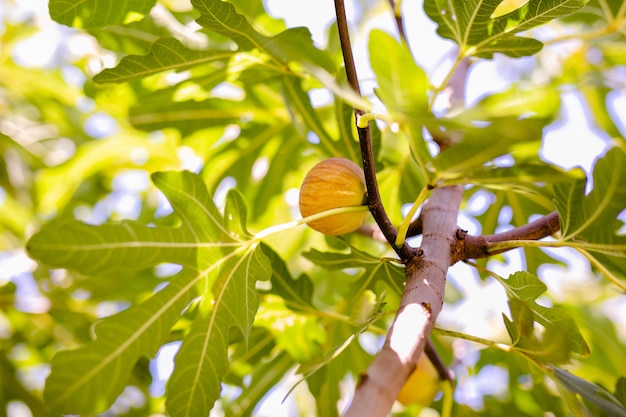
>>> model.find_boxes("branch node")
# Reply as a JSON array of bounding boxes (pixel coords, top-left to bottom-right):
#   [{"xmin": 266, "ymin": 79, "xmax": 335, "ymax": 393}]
[
  {"xmin": 357, "ymin": 372, "xmax": 369, "ymax": 388},
  {"xmin": 455, "ymin": 228, "xmax": 467, "ymax": 240}
]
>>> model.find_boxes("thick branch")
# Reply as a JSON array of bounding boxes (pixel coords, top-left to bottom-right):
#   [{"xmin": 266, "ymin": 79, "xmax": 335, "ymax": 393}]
[
  {"xmin": 344, "ymin": 186, "xmax": 464, "ymax": 416},
  {"xmin": 458, "ymin": 211, "xmax": 560, "ymax": 262}
]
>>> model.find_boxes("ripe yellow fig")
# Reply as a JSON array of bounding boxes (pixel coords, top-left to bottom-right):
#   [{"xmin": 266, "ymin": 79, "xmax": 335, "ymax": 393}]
[
  {"xmin": 396, "ymin": 353, "xmax": 441, "ymax": 407},
  {"xmin": 299, "ymin": 157, "xmax": 368, "ymax": 236}
]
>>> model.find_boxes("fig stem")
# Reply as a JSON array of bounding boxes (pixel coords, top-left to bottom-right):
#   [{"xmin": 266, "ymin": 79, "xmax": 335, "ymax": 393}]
[{"xmin": 253, "ymin": 205, "xmax": 369, "ymax": 240}]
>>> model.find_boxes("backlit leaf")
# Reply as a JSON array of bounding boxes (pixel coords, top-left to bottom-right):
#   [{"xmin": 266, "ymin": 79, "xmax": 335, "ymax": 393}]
[
  {"xmin": 424, "ymin": 0, "xmax": 586, "ymax": 58},
  {"xmin": 49, "ymin": 0, "xmax": 156, "ymax": 28},
  {"xmin": 551, "ymin": 366, "xmax": 626, "ymax": 417},
  {"xmin": 501, "ymin": 271, "xmax": 589, "ymax": 363},
  {"xmin": 165, "ymin": 244, "xmax": 271, "ymax": 417},
  {"xmin": 554, "ymin": 147, "xmax": 626, "ymax": 243},
  {"xmin": 94, "ymin": 38, "xmax": 236, "ymax": 84},
  {"xmin": 27, "ymin": 171, "xmax": 271, "ymax": 414},
  {"xmin": 191, "ymin": 0, "xmax": 335, "ymax": 72},
  {"xmin": 368, "ymin": 30, "xmax": 431, "ymax": 172}
]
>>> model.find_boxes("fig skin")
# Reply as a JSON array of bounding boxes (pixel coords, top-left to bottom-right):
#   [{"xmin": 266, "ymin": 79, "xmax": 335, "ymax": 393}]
[
  {"xmin": 299, "ymin": 157, "xmax": 368, "ymax": 236},
  {"xmin": 396, "ymin": 353, "xmax": 441, "ymax": 406}
]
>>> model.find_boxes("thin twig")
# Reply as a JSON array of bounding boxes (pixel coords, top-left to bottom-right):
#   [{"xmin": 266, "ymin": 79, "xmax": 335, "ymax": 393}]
[
  {"xmin": 425, "ymin": 339, "xmax": 454, "ymax": 382},
  {"xmin": 334, "ymin": 0, "xmax": 416, "ymax": 262},
  {"xmin": 386, "ymin": 0, "xmax": 407, "ymax": 42}
]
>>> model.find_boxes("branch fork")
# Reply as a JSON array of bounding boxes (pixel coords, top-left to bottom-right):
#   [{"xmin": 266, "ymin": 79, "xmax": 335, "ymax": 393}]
[{"xmin": 333, "ymin": 1, "xmax": 561, "ymax": 415}]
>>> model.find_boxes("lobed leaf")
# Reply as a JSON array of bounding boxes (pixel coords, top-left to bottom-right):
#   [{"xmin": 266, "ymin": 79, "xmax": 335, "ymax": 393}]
[
  {"xmin": 424, "ymin": 0, "xmax": 586, "ymax": 58},
  {"xmin": 501, "ymin": 271, "xmax": 589, "ymax": 363},
  {"xmin": 94, "ymin": 38, "xmax": 236, "ymax": 84},
  {"xmin": 165, "ymin": 245, "xmax": 271, "ymax": 417},
  {"xmin": 29, "ymin": 171, "xmax": 272, "ymax": 415},
  {"xmin": 43, "ymin": 269, "xmax": 198, "ymax": 413},
  {"xmin": 554, "ymin": 146, "xmax": 626, "ymax": 243},
  {"xmin": 553, "ymin": 147, "xmax": 626, "ymax": 283},
  {"xmin": 191, "ymin": 0, "xmax": 334, "ymax": 72},
  {"xmin": 26, "ymin": 221, "xmax": 194, "ymax": 274},
  {"xmin": 49, "ymin": 0, "xmax": 156, "ymax": 28}
]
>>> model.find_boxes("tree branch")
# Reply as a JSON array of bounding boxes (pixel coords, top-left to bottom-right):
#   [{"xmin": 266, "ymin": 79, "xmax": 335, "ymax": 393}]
[
  {"xmin": 344, "ymin": 186, "xmax": 464, "ymax": 416},
  {"xmin": 386, "ymin": 0, "xmax": 407, "ymax": 43},
  {"xmin": 458, "ymin": 211, "xmax": 560, "ymax": 262},
  {"xmin": 334, "ymin": 0, "xmax": 416, "ymax": 262}
]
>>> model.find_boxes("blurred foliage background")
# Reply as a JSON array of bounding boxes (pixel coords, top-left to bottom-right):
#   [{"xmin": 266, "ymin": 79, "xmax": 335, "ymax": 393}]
[{"xmin": 1, "ymin": 0, "xmax": 626, "ymax": 416}]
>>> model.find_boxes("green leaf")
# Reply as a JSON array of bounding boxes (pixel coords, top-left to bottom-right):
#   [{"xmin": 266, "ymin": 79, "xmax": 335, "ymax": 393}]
[
  {"xmin": 500, "ymin": 271, "xmax": 590, "ymax": 363},
  {"xmin": 550, "ymin": 366, "xmax": 626, "ymax": 417},
  {"xmin": 281, "ymin": 77, "xmax": 344, "ymax": 158},
  {"xmin": 223, "ymin": 351, "xmax": 294, "ymax": 417},
  {"xmin": 28, "ymin": 171, "xmax": 234, "ymax": 274},
  {"xmin": 261, "ymin": 244, "xmax": 315, "ymax": 311},
  {"xmin": 191, "ymin": 0, "xmax": 335, "ymax": 72},
  {"xmin": 27, "ymin": 220, "xmax": 193, "ymax": 274},
  {"xmin": 42, "ymin": 268, "xmax": 198, "ymax": 413},
  {"xmin": 304, "ymin": 243, "xmax": 405, "ymax": 304},
  {"xmin": 424, "ymin": 0, "xmax": 586, "ymax": 58},
  {"xmin": 368, "ymin": 30, "xmax": 428, "ymax": 122},
  {"xmin": 368, "ymin": 30, "xmax": 431, "ymax": 172},
  {"xmin": 553, "ymin": 147, "xmax": 626, "ymax": 283},
  {"xmin": 129, "ymin": 96, "xmax": 287, "ymax": 136},
  {"xmin": 28, "ymin": 171, "xmax": 271, "ymax": 415},
  {"xmin": 93, "ymin": 38, "xmax": 236, "ymax": 84},
  {"xmin": 49, "ymin": 0, "xmax": 156, "ymax": 28},
  {"xmin": 34, "ymin": 135, "xmax": 179, "ymax": 215},
  {"xmin": 432, "ymin": 117, "xmax": 544, "ymax": 176},
  {"xmin": 555, "ymin": 146, "xmax": 626, "ymax": 242},
  {"xmin": 166, "ymin": 244, "xmax": 271, "ymax": 417}
]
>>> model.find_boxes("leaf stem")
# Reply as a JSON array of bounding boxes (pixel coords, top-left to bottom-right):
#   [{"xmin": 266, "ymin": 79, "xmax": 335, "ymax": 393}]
[
  {"xmin": 356, "ymin": 112, "xmax": 393, "ymax": 128},
  {"xmin": 576, "ymin": 248, "xmax": 626, "ymax": 291},
  {"xmin": 427, "ymin": 53, "xmax": 465, "ymax": 112},
  {"xmin": 395, "ymin": 186, "xmax": 431, "ymax": 247}
]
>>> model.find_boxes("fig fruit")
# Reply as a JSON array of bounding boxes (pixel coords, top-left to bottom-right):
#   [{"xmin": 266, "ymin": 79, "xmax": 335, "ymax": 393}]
[
  {"xmin": 396, "ymin": 353, "xmax": 441, "ymax": 407},
  {"xmin": 299, "ymin": 157, "xmax": 368, "ymax": 236}
]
